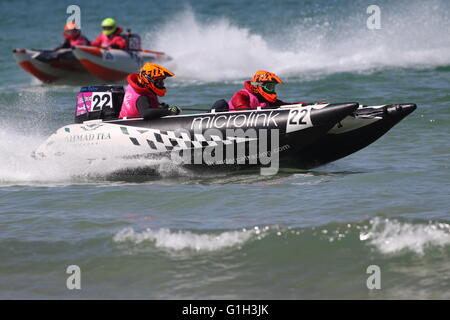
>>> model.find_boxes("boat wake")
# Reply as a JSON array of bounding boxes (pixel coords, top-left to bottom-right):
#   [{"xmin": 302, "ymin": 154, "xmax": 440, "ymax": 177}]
[
  {"xmin": 0, "ymin": 127, "xmax": 192, "ymax": 185},
  {"xmin": 149, "ymin": 2, "xmax": 450, "ymax": 83}
]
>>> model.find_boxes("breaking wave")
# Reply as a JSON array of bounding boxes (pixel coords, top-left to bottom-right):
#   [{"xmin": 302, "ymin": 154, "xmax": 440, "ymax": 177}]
[
  {"xmin": 360, "ymin": 217, "xmax": 450, "ymax": 255},
  {"xmin": 113, "ymin": 226, "xmax": 268, "ymax": 251},
  {"xmin": 113, "ymin": 217, "xmax": 450, "ymax": 256}
]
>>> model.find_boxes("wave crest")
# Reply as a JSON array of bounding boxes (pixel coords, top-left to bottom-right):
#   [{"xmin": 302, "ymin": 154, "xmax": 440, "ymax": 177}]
[
  {"xmin": 113, "ymin": 226, "xmax": 268, "ymax": 252},
  {"xmin": 360, "ymin": 217, "xmax": 450, "ymax": 255}
]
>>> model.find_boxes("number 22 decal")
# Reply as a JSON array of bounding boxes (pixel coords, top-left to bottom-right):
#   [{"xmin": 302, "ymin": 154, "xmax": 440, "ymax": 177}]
[
  {"xmin": 91, "ymin": 93, "xmax": 112, "ymax": 111},
  {"xmin": 286, "ymin": 107, "xmax": 312, "ymax": 133},
  {"xmin": 289, "ymin": 109, "xmax": 308, "ymax": 125}
]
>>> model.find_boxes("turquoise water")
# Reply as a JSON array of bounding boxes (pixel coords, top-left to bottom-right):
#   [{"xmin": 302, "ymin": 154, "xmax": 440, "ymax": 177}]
[{"xmin": 0, "ymin": 0, "xmax": 449, "ymax": 299}]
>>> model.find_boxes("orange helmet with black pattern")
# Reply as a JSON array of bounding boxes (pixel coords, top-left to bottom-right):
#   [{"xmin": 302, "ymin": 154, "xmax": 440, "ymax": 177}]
[
  {"xmin": 250, "ymin": 70, "xmax": 283, "ymax": 103},
  {"xmin": 138, "ymin": 63, "xmax": 174, "ymax": 97}
]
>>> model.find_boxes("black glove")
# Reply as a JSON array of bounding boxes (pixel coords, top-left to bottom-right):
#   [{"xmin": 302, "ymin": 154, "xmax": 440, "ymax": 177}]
[
  {"xmin": 167, "ymin": 106, "xmax": 181, "ymax": 115},
  {"xmin": 160, "ymin": 102, "xmax": 170, "ymax": 109}
]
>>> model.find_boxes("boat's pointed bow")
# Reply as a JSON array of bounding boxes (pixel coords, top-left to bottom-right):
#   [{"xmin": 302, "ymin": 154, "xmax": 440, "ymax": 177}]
[{"xmin": 384, "ymin": 103, "xmax": 417, "ymax": 120}]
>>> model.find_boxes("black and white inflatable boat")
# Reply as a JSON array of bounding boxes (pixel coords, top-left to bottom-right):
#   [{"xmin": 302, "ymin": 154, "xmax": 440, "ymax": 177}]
[{"xmin": 34, "ymin": 86, "xmax": 416, "ymax": 171}]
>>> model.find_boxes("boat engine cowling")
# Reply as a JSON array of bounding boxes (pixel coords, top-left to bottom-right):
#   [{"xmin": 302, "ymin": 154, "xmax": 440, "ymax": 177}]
[{"xmin": 75, "ymin": 85, "xmax": 125, "ymax": 123}]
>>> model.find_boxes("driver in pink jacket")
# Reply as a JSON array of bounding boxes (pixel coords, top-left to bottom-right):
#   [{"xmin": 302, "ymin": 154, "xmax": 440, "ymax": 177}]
[{"xmin": 91, "ymin": 18, "xmax": 128, "ymax": 49}]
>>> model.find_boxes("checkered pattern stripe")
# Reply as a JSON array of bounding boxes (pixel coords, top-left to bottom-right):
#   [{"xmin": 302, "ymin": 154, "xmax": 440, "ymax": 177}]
[{"xmin": 120, "ymin": 126, "xmax": 255, "ymax": 152}]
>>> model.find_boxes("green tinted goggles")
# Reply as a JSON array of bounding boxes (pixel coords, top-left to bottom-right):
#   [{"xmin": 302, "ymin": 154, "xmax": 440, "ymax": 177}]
[{"xmin": 251, "ymin": 82, "xmax": 277, "ymax": 93}]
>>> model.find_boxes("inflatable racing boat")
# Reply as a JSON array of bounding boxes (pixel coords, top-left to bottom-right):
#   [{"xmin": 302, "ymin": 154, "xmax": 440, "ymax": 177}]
[
  {"xmin": 33, "ymin": 86, "xmax": 416, "ymax": 172},
  {"xmin": 12, "ymin": 48, "xmax": 90, "ymax": 83},
  {"xmin": 13, "ymin": 46, "xmax": 171, "ymax": 83}
]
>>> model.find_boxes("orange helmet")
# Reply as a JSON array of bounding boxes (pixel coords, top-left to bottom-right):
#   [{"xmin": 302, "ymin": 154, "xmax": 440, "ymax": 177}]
[
  {"xmin": 63, "ymin": 22, "xmax": 80, "ymax": 39},
  {"xmin": 250, "ymin": 70, "xmax": 283, "ymax": 103},
  {"xmin": 138, "ymin": 63, "xmax": 174, "ymax": 96}
]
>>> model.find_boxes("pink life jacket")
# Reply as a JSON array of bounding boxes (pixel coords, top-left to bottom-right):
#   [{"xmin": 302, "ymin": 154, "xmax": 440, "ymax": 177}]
[
  {"xmin": 93, "ymin": 34, "xmax": 115, "ymax": 47},
  {"xmin": 70, "ymin": 35, "xmax": 89, "ymax": 46},
  {"xmin": 228, "ymin": 88, "xmax": 269, "ymax": 111},
  {"xmin": 119, "ymin": 74, "xmax": 159, "ymax": 118},
  {"xmin": 91, "ymin": 27, "xmax": 127, "ymax": 49}
]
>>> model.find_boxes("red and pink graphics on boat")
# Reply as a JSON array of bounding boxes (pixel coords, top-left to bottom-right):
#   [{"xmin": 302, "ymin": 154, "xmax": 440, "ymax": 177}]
[{"xmin": 76, "ymin": 91, "xmax": 113, "ymax": 116}]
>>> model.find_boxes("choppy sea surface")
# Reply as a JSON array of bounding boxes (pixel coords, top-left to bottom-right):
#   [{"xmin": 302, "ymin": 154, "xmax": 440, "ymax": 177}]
[{"xmin": 0, "ymin": 0, "xmax": 449, "ymax": 299}]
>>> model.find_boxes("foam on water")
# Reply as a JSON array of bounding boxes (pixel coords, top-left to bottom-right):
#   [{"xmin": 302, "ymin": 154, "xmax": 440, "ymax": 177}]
[
  {"xmin": 148, "ymin": 2, "xmax": 450, "ymax": 82},
  {"xmin": 113, "ymin": 226, "xmax": 266, "ymax": 252},
  {"xmin": 0, "ymin": 126, "xmax": 191, "ymax": 185},
  {"xmin": 360, "ymin": 217, "xmax": 450, "ymax": 255}
]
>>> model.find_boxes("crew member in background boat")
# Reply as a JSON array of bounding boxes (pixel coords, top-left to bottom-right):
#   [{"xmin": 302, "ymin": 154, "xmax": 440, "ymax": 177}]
[
  {"xmin": 91, "ymin": 18, "xmax": 128, "ymax": 50},
  {"xmin": 55, "ymin": 22, "xmax": 90, "ymax": 49},
  {"xmin": 119, "ymin": 62, "xmax": 181, "ymax": 120},
  {"xmin": 228, "ymin": 70, "xmax": 291, "ymax": 111}
]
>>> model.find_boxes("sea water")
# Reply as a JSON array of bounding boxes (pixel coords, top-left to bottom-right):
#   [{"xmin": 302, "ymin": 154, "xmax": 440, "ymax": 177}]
[{"xmin": 0, "ymin": 0, "xmax": 449, "ymax": 299}]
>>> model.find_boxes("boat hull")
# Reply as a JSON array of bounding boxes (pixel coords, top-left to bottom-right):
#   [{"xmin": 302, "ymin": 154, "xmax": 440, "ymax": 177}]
[
  {"xmin": 12, "ymin": 48, "xmax": 89, "ymax": 83},
  {"xmin": 34, "ymin": 103, "xmax": 359, "ymax": 171}
]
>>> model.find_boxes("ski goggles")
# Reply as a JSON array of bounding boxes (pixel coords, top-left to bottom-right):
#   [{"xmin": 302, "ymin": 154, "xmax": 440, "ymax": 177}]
[
  {"xmin": 102, "ymin": 26, "xmax": 114, "ymax": 30},
  {"xmin": 65, "ymin": 29, "xmax": 79, "ymax": 34},
  {"xmin": 250, "ymin": 81, "xmax": 277, "ymax": 93},
  {"xmin": 153, "ymin": 78, "xmax": 165, "ymax": 88},
  {"xmin": 143, "ymin": 74, "xmax": 165, "ymax": 88}
]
